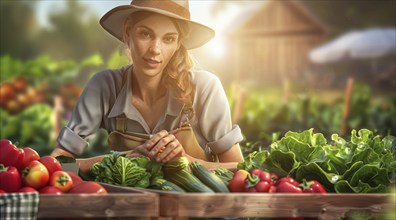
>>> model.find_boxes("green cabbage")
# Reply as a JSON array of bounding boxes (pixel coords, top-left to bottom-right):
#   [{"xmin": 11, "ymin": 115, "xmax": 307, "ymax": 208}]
[{"xmin": 90, "ymin": 151, "xmax": 163, "ymax": 188}]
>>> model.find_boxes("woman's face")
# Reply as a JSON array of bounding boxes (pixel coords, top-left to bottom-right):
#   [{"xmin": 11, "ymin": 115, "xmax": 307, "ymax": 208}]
[{"xmin": 127, "ymin": 14, "xmax": 180, "ymax": 78}]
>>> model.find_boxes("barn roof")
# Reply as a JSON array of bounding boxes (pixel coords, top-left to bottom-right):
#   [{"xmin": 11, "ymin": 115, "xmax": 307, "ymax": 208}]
[{"xmin": 224, "ymin": 0, "xmax": 327, "ymax": 36}]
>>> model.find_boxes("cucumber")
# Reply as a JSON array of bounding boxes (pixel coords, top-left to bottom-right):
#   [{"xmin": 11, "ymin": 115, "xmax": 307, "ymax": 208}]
[
  {"xmin": 150, "ymin": 179, "xmax": 185, "ymax": 192},
  {"xmin": 165, "ymin": 169, "xmax": 214, "ymax": 193},
  {"xmin": 190, "ymin": 161, "xmax": 230, "ymax": 193}
]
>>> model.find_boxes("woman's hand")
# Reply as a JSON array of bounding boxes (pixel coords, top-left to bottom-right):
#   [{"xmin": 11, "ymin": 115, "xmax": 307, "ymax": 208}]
[{"xmin": 145, "ymin": 130, "xmax": 185, "ymax": 163}]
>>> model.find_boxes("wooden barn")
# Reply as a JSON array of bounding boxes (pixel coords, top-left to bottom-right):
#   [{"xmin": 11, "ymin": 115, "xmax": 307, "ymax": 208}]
[{"xmin": 221, "ymin": 0, "xmax": 327, "ymax": 85}]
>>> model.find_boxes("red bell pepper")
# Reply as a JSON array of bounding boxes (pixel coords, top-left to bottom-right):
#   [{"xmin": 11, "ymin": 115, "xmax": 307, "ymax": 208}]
[
  {"xmin": 0, "ymin": 164, "xmax": 22, "ymax": 192},
  {"xmin": 276, "ymin": 177, "xmax": 300, "ymax": 187},
  {"xmin": 228, "ymin": 170, "xmax": 250, "ymax": 192},
  {"xmin": 300, "ymin": 179, "xmax": 327, "ymax": 193},
  {"xmin": 248, "ymin": 169, "xmax": 271, "ymax": 192},
  {"xmin": 276, "ymin": 177, "xmax": 303, "ymax": 193},
  {"xmin": 0, "ymin": 139, "xmax": 25, "ymax": 170}
]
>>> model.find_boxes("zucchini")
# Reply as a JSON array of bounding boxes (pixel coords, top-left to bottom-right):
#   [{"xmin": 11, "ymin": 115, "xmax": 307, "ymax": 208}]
[
  {"xmin": 190, "ymin": 161, "xmax": 229, "ymax": 193},
  {"xmin": 163, "ymin": 156, "xmax": 190, "ymax": 173},
  {"xmin": 150, "ymin": 179, "xmax": 185, "ymax": 192},
  {"xmin": 214, "ymin": 167, "xmax": 234, "ymax": 186},
  {"xmin": 165, "ymin": 169, "xmax": 214, "ymax": 193}
]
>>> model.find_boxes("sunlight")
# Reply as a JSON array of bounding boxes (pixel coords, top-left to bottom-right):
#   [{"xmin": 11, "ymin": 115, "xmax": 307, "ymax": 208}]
[{"xmin": 207, "ymin": 35, "xmax": 225, "ymax": 58}]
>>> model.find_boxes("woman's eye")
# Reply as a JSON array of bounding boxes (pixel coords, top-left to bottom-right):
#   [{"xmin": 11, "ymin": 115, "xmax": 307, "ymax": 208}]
[
  {"xmin": 140, "ymin": 31, "xmax": 151, "ymax": 38},
  {"xmin": 164, "ymin": 36, "xmax": 176, "ymax": 43}
]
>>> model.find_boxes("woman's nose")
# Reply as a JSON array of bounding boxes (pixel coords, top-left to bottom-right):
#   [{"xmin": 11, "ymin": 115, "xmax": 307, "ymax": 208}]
[{"xmin": 149, "ymin": 41, "xmax": 161, "ymax": 54}]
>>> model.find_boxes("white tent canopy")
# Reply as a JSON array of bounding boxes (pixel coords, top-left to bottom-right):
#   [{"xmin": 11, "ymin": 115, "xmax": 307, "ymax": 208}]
[{"xmin": 309, "ymin": 28, "xmax": 396, "ymax": 64}]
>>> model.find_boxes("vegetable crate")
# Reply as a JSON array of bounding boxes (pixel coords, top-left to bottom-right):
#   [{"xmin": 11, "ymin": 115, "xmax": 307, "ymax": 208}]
[
  {"xmin": 152, "ymin": 191, "xmax": 393, "ymax": 219},
  {"xmin": 37, "ymin": 183, "xmax": 159, "ymax": 218}
]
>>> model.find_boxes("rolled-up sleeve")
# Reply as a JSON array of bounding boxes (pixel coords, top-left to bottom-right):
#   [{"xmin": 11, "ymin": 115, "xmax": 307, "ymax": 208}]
[
  {"xmin": 194, "ymin": 72, "xmax": 244, "ymax": 154},
  {"xmin": 57, "ymin": 71, "xmax": 115, "ymax": 155}
]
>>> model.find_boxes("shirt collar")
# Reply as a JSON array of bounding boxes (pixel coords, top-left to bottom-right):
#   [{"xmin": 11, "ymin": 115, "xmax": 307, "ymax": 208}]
[
  {"xmin": 108, "ymin": 66, "xmax": 132, "ymax": 118},
  {"xmin": 108, "ymin": 66, "xmax": 184, "ymax": 119}
]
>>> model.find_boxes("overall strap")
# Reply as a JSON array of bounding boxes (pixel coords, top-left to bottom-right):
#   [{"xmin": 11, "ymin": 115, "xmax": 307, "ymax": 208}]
[
  {"xmin": 115, "ymin": 66, "xmax": 130, "ymax": 132},
  {"xmin": 179, "ymin": 104, "xmax": 194, "ymax": 127},
  {"xmin": 116, "ymin": 114, "xmax": 127, "ymax": 132}
]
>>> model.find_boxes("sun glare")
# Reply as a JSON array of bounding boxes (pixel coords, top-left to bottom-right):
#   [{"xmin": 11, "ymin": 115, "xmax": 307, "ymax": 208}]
[{"xmin": 208, "ymin": 35, "xmax": 225, "ymax": 58}]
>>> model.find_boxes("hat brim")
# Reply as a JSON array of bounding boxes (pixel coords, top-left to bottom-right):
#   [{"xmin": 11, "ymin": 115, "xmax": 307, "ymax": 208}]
[{"xmin": 100, "ymin": 5, "xmax": 215, "ymax": 49}]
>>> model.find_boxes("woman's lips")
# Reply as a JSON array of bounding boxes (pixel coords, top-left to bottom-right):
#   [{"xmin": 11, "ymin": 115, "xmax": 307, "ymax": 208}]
[{"xmin": 144, "ymin": 58, "xmax": 161, "ymax": 68}]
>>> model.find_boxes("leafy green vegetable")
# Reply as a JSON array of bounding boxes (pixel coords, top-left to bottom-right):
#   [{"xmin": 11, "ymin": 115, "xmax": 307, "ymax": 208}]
[
  {"xmin": 90, "ymin": 151, "xmax": 163, "ymax": 188},
  {"xmin": 238, "ymin": 128, "xmax": 396, "ymax": 193}
]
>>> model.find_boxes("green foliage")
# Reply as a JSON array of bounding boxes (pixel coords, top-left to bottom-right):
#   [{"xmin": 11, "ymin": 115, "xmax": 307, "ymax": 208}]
[
  {"xmin": 238, "ymin": 83, "xmax": 396, "ymax": 156},
  {"xmin": 238, "ymin": 129, "xmax": 396, "ymax": 193},
  {"xmin": 0, "ymin": 104, "xmax": 54, "ymax": 155}
]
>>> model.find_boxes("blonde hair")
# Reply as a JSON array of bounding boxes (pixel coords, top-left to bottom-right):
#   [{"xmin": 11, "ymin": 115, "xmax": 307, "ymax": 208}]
[{"xmin": 123, "ymin": 12, "xmax": 196, "ymax": 117}]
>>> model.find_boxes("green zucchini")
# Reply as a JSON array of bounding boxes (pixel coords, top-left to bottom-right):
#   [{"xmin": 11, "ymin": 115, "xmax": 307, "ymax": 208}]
[
  {"xmin": 190, "ymin": 161, "xmax": 230, "ymax": 193},
  {"xmin": 163, "ymin": 156, "xmax": 190, "ymax": 173},
  {"xmin": 165, "ymin": 169, "xmax": 214, "ymax": 193},
  {"xmin": 150, "ymin": 179, "xmax": 185, "ymax": 192}
]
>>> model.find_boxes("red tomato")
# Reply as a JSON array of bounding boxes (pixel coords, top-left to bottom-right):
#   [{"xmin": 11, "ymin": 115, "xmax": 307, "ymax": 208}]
[
  {"xmin": 22, "ymin": 160, "xmax": 49, "ymax": 189},
  {"xmin": 18, "ymin": 186, "xmax": 38, "ymax": 193},
  {"xmin": 69, "ymin": 181, "xmax": 107, "ymax": 194},
  {"xmin": 66, "ymin": 171, "xmax": 83, "ymax": 186},
  {"xmin": 22, "ymin": 147, "xmax": 40, "ymax": 169},
  {"xmin": 40, "ymin": 186, "xmax": 63, "ymax": 195},
  {"xmin": 0, "ymin": 189, "xmax": 6, "ymax": 194},
  {"xmin": 39, "ymin": 155, "xmax": 63, "ymax": 176},
  {"xmin": 49, "ymin": 171, "xmax": 73, "ymax": 193}
]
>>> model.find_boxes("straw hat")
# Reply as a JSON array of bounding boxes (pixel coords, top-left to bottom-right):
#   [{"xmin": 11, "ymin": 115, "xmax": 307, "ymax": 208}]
[{"xmin": 100, "ymin": 0, "xmax": 215, "ymax": 49}]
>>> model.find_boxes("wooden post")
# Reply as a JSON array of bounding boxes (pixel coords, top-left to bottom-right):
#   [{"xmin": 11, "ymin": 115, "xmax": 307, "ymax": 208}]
[
  {"xmin": 340, "ymin": 77, "xmax": 354, "ymax": 136},
  {"xmin": 231, "ymin": 84, "xmax": 246, "ymax": 124},
  {"xmin": 52, "ymin": 95, "xmax": 63, "ymax": 147}
]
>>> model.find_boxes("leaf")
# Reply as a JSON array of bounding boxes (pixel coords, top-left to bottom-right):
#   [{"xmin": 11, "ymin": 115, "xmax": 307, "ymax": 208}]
[
  {"xmin": 295, "ymin": 162, "xmax": 340, "ymax": 192},
  {"xmin": 262, "ymin": 150, "xmax": 300, "ymax": 177}
]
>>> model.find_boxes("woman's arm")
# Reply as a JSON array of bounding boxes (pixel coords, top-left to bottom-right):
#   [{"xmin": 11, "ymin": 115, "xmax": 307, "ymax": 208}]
[
  {"xmin": 186, "ymin": 144, "xmax": 244, "ymax": 171},
  {"xmin": 50, "ymin": 146, "xmax": 106, "ymax": 174}
]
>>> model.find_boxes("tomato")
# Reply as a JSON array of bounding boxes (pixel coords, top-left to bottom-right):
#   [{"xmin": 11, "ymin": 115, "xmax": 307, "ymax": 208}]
[
  {"xmin": 13, "ymin": 76, "xmax": 27, "ymax": 92},
  {"xmin": 22, "ymin": 160, "xmax": 49, "ymax": 189},
  {"xmin": 66, "ymin": 171, "xmax": 83, "ymax": 186},
  {"xmin": 0, "ymin": 82, "xmax": 16, "ymax": 106},
  {"xmin": 0, "ymin": 165, "xmax": 22, "ymax": 192},
  {"xmin": 39, "ymin": 155, "xmax": 63, "ymax": 176},
  {"xmin": 0, "ymin": 189, "xmax": 6, "ymax": 194},
  {"xmin": 0, "ymin": 139, "xmax": 25, "ymax": 170},
  {"xmin": 40, "ymin": 186, "xmax": 63, "ymax": 195},
  {"xmin": 22, "ymin": 147, "xmax": 40, "ymax": 169},
  {"xmin": 18, "ymin": 186, "xmax": 38, "ymax": 193},
  {"xmin": 49, "ymin": 171, "xmax": 73, "ymax": 193},
  {"xmin": 69, "ymin": 181, "xmax": 107, "ymax": 194}
]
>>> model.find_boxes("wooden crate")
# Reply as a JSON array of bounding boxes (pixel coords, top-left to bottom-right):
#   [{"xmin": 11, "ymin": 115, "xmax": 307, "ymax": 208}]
[
  {"xmin": 151, "ymin": 191, "xmax": 393, "ymax": 219},
  {"xmin": 37, "ymin": 183, "xmax": 159, "ymax": 218}
]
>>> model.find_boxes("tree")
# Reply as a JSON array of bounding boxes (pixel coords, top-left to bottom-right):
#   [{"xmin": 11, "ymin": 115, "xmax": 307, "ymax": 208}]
[
  {"xmin": 0, "ymin": 1, "xmax": 38, "ymax": 59},
  {"xmin": 35, "ymin": 0, "xmax": 119, "ymax": 60}
]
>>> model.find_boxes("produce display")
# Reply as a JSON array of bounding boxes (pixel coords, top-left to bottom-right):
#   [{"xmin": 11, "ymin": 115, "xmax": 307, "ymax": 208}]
[
  {"xmin": 0, "ymin": 76, "xmax": 46, "ymax": 114},
  {"xmin": 237, "ymin": 128, "xmax": 396, "ymax": 193},
  {"xmin": 0, "ymin": 139, "xmax": 107, "ymax": 194}
]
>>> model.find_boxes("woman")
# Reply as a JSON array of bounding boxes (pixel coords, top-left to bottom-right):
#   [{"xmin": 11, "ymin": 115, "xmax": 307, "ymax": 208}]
[{"xmin": 51, "ymin": 0, "xmax": 244, "ymax": 172}]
